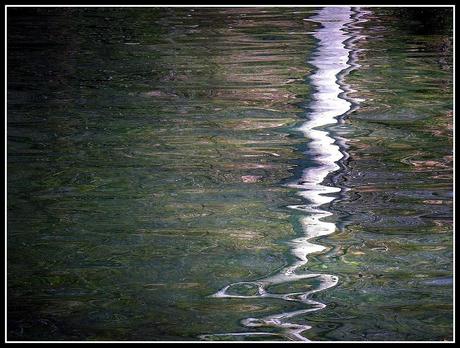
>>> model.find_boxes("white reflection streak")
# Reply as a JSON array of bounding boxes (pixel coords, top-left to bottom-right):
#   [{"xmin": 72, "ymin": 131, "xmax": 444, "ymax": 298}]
[{"xmin": 200, "ymin": 7, "xmax": 368, "ymax": 341}]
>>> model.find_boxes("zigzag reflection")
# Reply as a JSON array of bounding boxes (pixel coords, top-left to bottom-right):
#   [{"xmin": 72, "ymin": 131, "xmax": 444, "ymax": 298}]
[{"xmin": 200, "ymin": 7, "xmax": 368, "ymax": 341}]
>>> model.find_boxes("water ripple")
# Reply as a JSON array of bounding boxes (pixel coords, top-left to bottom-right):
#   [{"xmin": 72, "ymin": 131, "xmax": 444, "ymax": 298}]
[{"xmin": 200, "ymin": 7, "xmax": 368, "ymax": 341}]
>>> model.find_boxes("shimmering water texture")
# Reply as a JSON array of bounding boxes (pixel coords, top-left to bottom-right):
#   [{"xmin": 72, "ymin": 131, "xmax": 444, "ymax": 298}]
[
  {"xmin": 200, "ymin": 7, "xmax": 368, "ymax": 341},
  {"xmin": 7, "ymin": 6, "xmax": 453, "ymax": 342}
]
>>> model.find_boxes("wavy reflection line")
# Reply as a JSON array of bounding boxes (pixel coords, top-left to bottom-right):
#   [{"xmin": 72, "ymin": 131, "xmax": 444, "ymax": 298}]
[{"xmin": 200, "ymin": 7, "xmax": 367, "ymax": 341}]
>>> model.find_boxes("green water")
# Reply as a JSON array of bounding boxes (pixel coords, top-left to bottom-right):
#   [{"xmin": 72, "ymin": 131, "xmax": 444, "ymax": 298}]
[
  {"xmin": 310, "ymin": 8, "xmax": 453, "ymax": 341},
  {"xmin": 7, "ymin": 7, "xmax": 453, "ymax": 341}
]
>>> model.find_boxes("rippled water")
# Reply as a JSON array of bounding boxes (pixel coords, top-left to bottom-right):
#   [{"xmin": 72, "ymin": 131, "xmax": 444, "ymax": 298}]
[
  {"xmin": 200, "ymin": 7, "xmax": 363, "ymax": 341},
  {"xmin": 7, "ymin": 7, "xmax": 453, "ymax": 341}
]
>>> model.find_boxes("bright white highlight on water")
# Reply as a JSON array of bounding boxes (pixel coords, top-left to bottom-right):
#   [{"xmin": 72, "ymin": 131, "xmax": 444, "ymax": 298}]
[{"xmin": 200, "ymin": 7, "xmax": 368, "ymax": 341}]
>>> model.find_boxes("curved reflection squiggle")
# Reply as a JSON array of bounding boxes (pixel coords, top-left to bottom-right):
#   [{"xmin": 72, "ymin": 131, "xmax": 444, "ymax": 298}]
[{"xmin": 200, "ymin": 7, "xmax": 367, "ymax": 341}]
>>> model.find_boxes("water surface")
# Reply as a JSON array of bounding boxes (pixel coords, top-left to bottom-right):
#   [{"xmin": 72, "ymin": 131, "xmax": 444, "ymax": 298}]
[{"xmin": 7, "ymin": 6, "xmax": 453, "ymax": 341}]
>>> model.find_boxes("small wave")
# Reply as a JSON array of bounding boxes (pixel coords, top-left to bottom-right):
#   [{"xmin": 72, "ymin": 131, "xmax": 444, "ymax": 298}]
[{"xmin": 200, "ymin": 7, "xmax": 368, "ymax": 341}]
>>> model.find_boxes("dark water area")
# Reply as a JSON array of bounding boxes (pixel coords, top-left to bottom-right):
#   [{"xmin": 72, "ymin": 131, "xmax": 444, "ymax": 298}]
[{"xmin": 7, "ymin": 7, "xmax": 453, "ymax": 341}]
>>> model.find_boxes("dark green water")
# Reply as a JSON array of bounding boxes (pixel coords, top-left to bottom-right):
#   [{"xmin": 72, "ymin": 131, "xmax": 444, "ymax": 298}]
[{"xmin": 7, "ymin": 7, "xmax": 453, "ymax": 341}]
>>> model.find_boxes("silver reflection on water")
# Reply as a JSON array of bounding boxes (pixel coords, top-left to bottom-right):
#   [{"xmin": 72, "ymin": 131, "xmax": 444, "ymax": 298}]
[{"xmin": 200, "ymin": 7, "xmax": 368, "ymax": 341}]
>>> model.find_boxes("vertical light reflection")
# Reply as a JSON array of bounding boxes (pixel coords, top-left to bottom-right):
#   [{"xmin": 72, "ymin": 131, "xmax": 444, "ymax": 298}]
[{"xmin": 200, "ymin": 7, "xmax": 368, "ymax": 341}]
